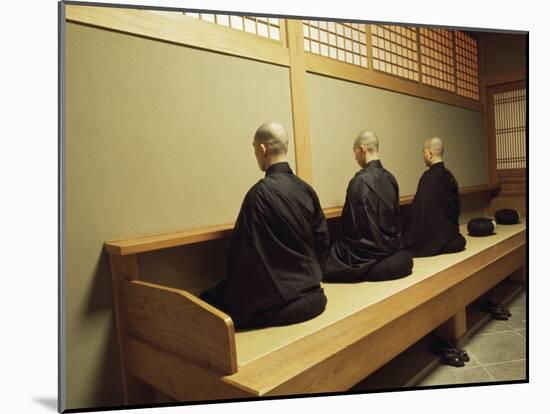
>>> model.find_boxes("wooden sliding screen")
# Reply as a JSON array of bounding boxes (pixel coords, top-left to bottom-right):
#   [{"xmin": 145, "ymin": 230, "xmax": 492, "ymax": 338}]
[
  {"xmin": 493, "ymin": 86, "xmax": 527, "ymax": 171},
  {"xmin": 486, "ymin": 80, "xmax": 527, "ymax": 214}
]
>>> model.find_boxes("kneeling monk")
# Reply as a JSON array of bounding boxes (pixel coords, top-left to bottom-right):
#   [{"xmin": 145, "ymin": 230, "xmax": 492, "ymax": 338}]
[
  {"xmin": 324, "ymin": 130, "xmax": 413, "ymax": 282},
  {"xmin": 200, "ymin": 122, "xmax": 330, "ymax": 329},
  {"xmin": 403, "ymin": 137, "xmax": 466, "ymax": 257}
]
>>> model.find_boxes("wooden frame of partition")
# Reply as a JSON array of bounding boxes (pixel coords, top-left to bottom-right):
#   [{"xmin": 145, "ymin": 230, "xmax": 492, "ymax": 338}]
[
  {"xmin": 485, "ymin": 79, "xmax": 527, "ymax": 185},
  {"xmin": 66, "ymin": 2, "xmax": 499, "ymax": 247},
  {"xmin": 66, "ymin": 3, "xmax": 487, "ymax": 189}
]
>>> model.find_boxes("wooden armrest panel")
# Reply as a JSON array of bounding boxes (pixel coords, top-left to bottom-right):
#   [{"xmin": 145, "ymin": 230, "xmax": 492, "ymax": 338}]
[{"xmin": 124, "ymin": 280, "xmax": 237, "ymax": 374}]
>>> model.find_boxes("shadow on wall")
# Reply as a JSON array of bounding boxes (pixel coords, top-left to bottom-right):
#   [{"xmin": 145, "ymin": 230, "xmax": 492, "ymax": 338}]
[
  {"xmin": 85, "ymin": 250, "xmax": 125, "ymax": 408},
  {"xmin": 139, "ymin": 237, "xmax": 232, "ymax": 295}
]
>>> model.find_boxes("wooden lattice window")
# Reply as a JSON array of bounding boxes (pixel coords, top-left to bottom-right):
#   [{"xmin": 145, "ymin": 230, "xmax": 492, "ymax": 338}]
[
  {"xmin": 184, "ymin": 12, "xmax": 281, "ymax": 41},
  {"xmin": 302, "ymin": 20, "xmax": 368, "ymax": 68},
  {"xmin": 371, "ymin": 24, "xmax": 419, "ymax": 81},
  {"xmin": 494, "ymin": 88, "xmax": 526, "ymax": 170},
  {"xmin": 419, "ymin": 28, "xmax": 455, "ymax": 92},
  {"xmin": 455, "ymin": 31, "xmax": 479, "ymax": 100}
]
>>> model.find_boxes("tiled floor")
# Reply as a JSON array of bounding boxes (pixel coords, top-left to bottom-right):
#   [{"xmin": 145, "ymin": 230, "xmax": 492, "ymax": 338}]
[{"xmin": 416, "ymin": 291, "xmax": 527, "ymax": 386}]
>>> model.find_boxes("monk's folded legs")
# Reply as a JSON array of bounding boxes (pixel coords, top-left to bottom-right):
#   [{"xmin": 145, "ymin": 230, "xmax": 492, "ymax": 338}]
[
  {"xmin": 440, "ymin": 234, "xmax": 466, "ymax": 254},
  {"xmin": 200, "ymin": 282, "xmax": 327, "ymax": 329},
  {"xmin": 362, "ymin": 250, "xmax": 413, "ymax": 282},
  {"xmin": 249, "ymin": 288, "xmax": 327, "ymax": 328}
]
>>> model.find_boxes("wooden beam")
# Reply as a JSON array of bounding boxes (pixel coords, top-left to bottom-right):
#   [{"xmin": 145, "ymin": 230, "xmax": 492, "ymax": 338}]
[
  {"xmin": 125, "ymin": 280, "xmax": 238, "ymax": 375},
  {"xmin": 485, "ymin": 70, "xmax": 527, "ymax": 87},
  {"xmin": 105, "ymin": 222, "xmax": 234, "ymax": 256},
  {"xmin": 305, "ymin": 53, "xmax": 484, "ymax": 112},
  {"xmin": 436, "ymin": 308, "xmax": 467, "ymax": 343},
  {"xmin": 509, "ymin": 264, "xmax": 527, "ymax": 284},
  {"xmin": 498, "ymin": 168, "xmax": 527, "ymax": 178},
  {"xmin": 65, "ymin": 5, "xmax": 290, "ymax": 67},
  {"xmin": 477, "ymin": 32, "xmax": 487, "ymax": 110},
  {"xmin": 108, "ymin": 254, "xmax": 156, "ymax": 405},
  {"xmin": 286, "ymin": 19, "xmax": 313, "ymax": 184},
  {"xmin": 485, "ymin": 83, "xmax": 498, "ymax": 184}
]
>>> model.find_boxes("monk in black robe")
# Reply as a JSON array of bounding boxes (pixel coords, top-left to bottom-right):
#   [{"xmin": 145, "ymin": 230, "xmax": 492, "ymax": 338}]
[
  {"xmin": 200, "ymin": 122, "xmax": 330, "ymax": 329},
  {"xmin": 324, "ymin": 130, "xmax": 413, "ymax": 282},
  {"xmin": 403, "ymin": 137, "xmax": 466, "ymax": 257}
]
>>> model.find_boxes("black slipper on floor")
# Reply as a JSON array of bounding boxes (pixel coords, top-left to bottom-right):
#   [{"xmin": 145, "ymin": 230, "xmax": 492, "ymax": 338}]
[
  {"xmin": 482, "ymin": 299, "xmax": 512, "ymax": 319},
  {"xmin": 491, "ymin": 304, "xmax": 512, "ymax": 317},
  {"xmin": 455, "ymin": 348, "xmax": 470, "ymax": 362},
  {"xmin": 432, "ymin": 338, "xmax": 470, "ymax": 364},
  {"xmin": 491, "ymin": 311, "xmax": 510, "ymax": 321},
  {"xmin": 442, "ymin": 352, "xmax": 465, "ymax": 367}
]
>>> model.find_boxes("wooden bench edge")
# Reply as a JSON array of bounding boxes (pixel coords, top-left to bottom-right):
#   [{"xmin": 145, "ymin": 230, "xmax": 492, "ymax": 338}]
[{"xmin": 227, "ymin": 231, "xmax": 525, "ymax": 395}]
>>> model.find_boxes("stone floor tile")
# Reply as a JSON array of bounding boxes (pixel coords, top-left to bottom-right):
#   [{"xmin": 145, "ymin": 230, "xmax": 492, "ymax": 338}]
[
  {"xmin": 417, "ymin": 365, "xmax": 494, "ymax": 387},
  {"xmin": 484, "ymin": 359, "xmax": 526, "ymax": 381},
  {"xmin": 465, "ymin": 331, "xmax": 526, "ymax": 364}
]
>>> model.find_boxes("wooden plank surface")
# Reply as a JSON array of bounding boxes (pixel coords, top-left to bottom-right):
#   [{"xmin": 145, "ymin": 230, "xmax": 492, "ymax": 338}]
[
  {"xmin": 234, "ymin": 223, "xmax": 525, "ymax": 366},
  {"xmin": 105, "ymin": 184, "xmax": 500, "ymax": 255},
  {"xmin": 125, "ymin": 280, "xmax": 238, "ymax": 374}
]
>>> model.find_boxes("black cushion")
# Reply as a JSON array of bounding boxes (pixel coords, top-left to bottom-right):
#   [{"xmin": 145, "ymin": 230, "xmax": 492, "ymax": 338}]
[
  {"xmin": 467, "ymin": 217, "xmax": 496, "ymax": 237},
  {"xmin": 495, "ymin": 209, "xmax": 520, "ymax": 225}
]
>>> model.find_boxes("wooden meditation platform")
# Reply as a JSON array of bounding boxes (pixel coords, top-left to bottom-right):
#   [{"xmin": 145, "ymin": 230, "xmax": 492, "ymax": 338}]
[{"xmin": 105, "ymin": 217, "xmax": 526, "ymax": 404}]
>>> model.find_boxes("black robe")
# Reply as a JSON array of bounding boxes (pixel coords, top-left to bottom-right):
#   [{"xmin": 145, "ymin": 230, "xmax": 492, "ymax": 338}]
[
  {"xmin": 216, "ymin": 162, "xmax": 330, "ymax": 326},
  {"xmin": 403, "ymin": 162, "xmax": 462, "ymax": 257},
  {"xmin": 324, "ymin": 160, "xmax": 403, "ymax": 281}
]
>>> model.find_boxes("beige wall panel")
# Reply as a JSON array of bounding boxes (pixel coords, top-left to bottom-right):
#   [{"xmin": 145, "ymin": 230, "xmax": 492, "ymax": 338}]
[
  {"xmin": 307, "ymin": 73, "xmax": 488, "ymax": 208},
  {"xmin": 459, "ymin": 192, "xmax": 492, "ymax": 224},
  {"xmin": 65, "ymin": 22, "xmax": 294, "ymax": 409}
]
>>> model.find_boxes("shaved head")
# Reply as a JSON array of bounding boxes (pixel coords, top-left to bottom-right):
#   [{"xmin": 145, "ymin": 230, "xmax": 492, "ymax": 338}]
[
  {"xmin": 354, "ymin": 130, "xmax": 379, "ymax": 154},
  {"xmin": 424, "ymin": 137, "xmax": 444, "ymax": 157},
  {"xmin": 254, "ymin": 122, "xmax": 289, "ymax": 156}
]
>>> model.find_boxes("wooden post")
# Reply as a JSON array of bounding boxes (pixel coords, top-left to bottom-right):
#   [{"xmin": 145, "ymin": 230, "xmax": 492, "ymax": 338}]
[
  {"xmin": 109, "ymin": 253, "xmax": 156, "ymax": 405},
  {"xmin": 480, "ymin": 33, "xmax": 498, "ymax": 186},
  {"xmin": 509, "ymin": 264, "xmax": 527, "ymax": 284},
  {"xmin": 286, "ymin": 19, "xmax": 314, "ymax": 185},
  {"xmin": 436, "ymin": 308, "xmax": 467, "ymax": 344}
]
